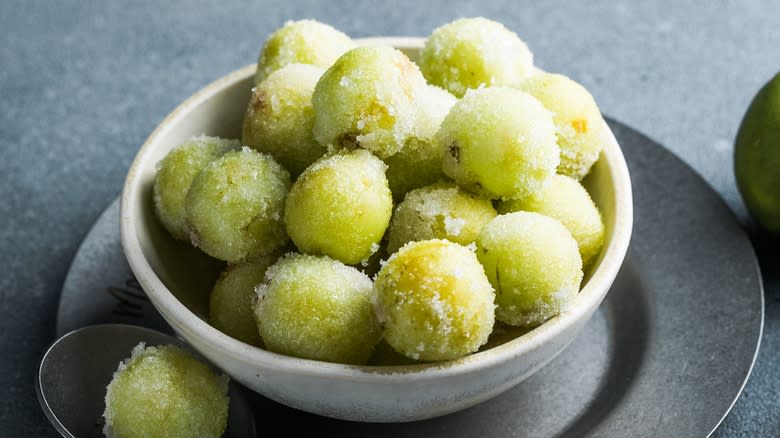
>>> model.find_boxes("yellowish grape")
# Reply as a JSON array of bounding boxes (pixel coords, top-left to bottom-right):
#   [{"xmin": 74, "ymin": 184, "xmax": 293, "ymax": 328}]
[
  {"xmin": 374, "ymin": 239, "xmax": 495, "ymax": 361},
  {"xmin": 243, "ymin": 63, "xmax": 327, "ymax": 177},
  {"xmin": 284, "ymin": 149, "xmax": 392, "ymax": 264},
  {"xmin": 254, "ymin": 20, "xmax": 354, "ymax": 84},
  {"xmin": 209, "ymin": 255, "xmax": 276, "ymax": 346},
  {"xmin": 387, "ymin": 182, "xmax": 496, "ymax": 254},
  {"xmin": 103, "ymin": 344, "xmax": 229, "ymax": 438},
  {"xmin": 520, "ymin": 72, "xmax": 604, "ymax": 180},
  {"xmin": 477, "ymin": 212, "xmax": 583, "ymax": 327},
  {"xmin": 437, "ymin": 87, "xmax": 559, "ymax": 200},
  {"xmin": 186, "ymin": 148, "xmax": 290, "ymax": 263},
  {"xmin": 254, "ymin": 253, "xmax": 381, "ymax": 364},
  {"xmin": 312, "ymin": 46, "xmax": 426, "ymax": 158},
  {"xmin": 419, "ymin": 17, "xmax": 534, "ymax": 97}
]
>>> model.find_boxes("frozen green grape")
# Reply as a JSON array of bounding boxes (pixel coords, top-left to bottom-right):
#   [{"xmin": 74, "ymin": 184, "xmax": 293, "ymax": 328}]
[
  {"xmin": 477, "ymin": 212, "xmax": 583, "ymax": 328},
  {"xmin": 186, "ymin": 147, "xmax": 290, "ymax": 263},
  {"xmin": 254, "ymin": 19, "xmax": 355, "ymax": 84},
  {"xmin": 209, "ymin": 255, "xmax": 276, "ymax": 346},
  {"xmin": 520, "ymin": 72, "xmax": 604, "ymax": 180},
  {"xmin": 374, "ymin": 239, "xmax": 495, "ymax": 361},
  {"xmin": 419, "ymin": 17, "xmax": 534, "ymax": 97},
  {"xmin": 254, "ymin": 253, "xmax": 381, "ymax": 364},
  {"xmin": 312, "ymin": 46, "xmax": 426, "ymax": 158},
  {"xmin": 387, "ymin": 182, "xmax": 496, "ymax": 254},
  {"xmin": 385, "ymin": 85, "xmax": 457, "ymax": 199},
  {"xmin": 153, "ymin": 136, "xmax": 239, "ymax": 241},
  {"xmin": 284, "ymin": 149, "xmax": 392, "ymax": 264},
  {"xmin": 103, "ymin": 343, "xmax": 229, "ymax": 438},
  {"xmin": 498, "ymin": 174, "xmax": 605, "ymax": 268},
  {"xmin": 243, "ymin": 63, "xmax": 327, "ymax": 177},
  {"xmin": 438, "ymin": 87, "xmax": 559, "ymax": 200}
]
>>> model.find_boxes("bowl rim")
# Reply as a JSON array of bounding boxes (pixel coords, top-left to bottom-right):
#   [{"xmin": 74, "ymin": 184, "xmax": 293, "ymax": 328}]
[{"xmin": 120, "ymin": 37, "xmax": 633, "ymax": 382}]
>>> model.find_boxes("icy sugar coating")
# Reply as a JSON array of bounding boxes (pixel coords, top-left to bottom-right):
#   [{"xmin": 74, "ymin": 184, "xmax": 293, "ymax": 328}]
[
  {"xmin": 254, "ymin": 19, "xmax": 355, "ymax": 84},
  {"xmin": 438, "ymin": 87, "xmax": 559, "ymax": 200},
  {"xmin": 385, "ymin": 85, "xmax": 457, "ymax": 199},
  {"xmin": 520, "ymin": 72, "xmax": 604, "ymax": 180},
  {"xmin": 209, "ymin": 255, "xmax": 276, "ymax": 346},
  {"xmin": 103, "ymin": 343, "xmax": 229, "ymax": 438},
  {"xmin": 243, "ymin": 63, "xmax": 328, "ymax": 177},
  {"xmin": 374, "ymin": 239, "xmax": 495, "ymax": 361},
  {"xmin": 153, "ymin": 136, "xmax": 239, "ymax": 241},
  {"xmin": 387, "ymin": 182, "xmax": 497, "ymax": 254},
  {"xmin": 254, "ymin": 253, "xmax": 381, "ymax": 364},
  {"xmin": 498, "ymin": 174, "xmax": 605, "ymax": 268},
  {"xmin": 477, "ymin": 212, "xmax": 583, "ymax": 328},
  {"xmin": 284, "ymin": 149, "xmax": 392, "ymax": 264},
  {"xmin": 186, "ymin": 148, "xmax": 290, "ymax": 263},
  {"xmin": 419, "ymin": 17, "xmax": 534, "ymax": 97},
  {"xmin": 312, "ymin": 46, "xmax": 426, "ymax": 158}
]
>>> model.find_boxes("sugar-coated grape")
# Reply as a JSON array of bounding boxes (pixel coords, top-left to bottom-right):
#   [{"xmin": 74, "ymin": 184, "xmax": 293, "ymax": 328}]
[
  {"xmin": 374, "ymin": 239, "xmax": 495, "ymax": 361},
  {"xmin": 243, "ymin": 64, "xmax": 327, "ymax": 177},
  {"xmin": 419, "ymin": 17, "xmax": 534, "ymax": 97},
  {"xmin": 387, "ymin": 182, "xmax": 496, "ymax": 254},
  {"xmin": 103, "ymin": 344, "xmax": 229, "ymax": 438},
  {"xmin": 186, "ymin": 147, "xmax": 290, "ymax": 263},
  {"xmin": 477, "ymin": 212, "xmax": 583, "ymax": 327},
  {"xmin": 209, "ymin": 255, "xmax": 276, "ymax": 346},
  {"xmin": 520, "ymin": 72, "xmax": 604, "ymax": 180},
  {"xmin": 254, "ymin": 20, "xmax": 355, "ymax": 84},
  {"xmin": 284, "ymin": 148, "xmax": 392, "ymax": 264},
  {"xmin": 437, "ymin": 87, "xmax": 559, "ymax": 200},
  {"xmin": 385, "ymin": 85, "xmax": 457, "ymax": 199},
  {"xmin": 254, "ymin": 253, "xmax": 381, "ymax": 364},
  {"xmin": 153, "ymin": 136, "xmax": 239, "ymax": 241},
  {"xmin": 312, "ymin": 46, "xmax": 426, "ymax": 158},
  {"xmin": 498, "ymin": 174, "xmax": 605, "ymax": 268}
]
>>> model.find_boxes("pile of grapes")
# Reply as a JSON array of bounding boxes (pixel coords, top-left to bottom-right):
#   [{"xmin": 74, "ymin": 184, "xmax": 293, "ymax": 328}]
[{"xmin": 153, "ymin": 18, "xmax": 606, "ymax": 365}]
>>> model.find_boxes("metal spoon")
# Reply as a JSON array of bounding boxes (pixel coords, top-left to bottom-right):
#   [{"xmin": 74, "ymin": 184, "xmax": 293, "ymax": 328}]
[{"xmin": 36, "ymin": 324, "xmax": 257, "ymax": 438}]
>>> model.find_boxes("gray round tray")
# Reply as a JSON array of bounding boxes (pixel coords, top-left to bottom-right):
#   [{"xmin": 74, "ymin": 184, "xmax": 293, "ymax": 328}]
[{"xmin": 58, "ymin": 118, "xmax": 763, "ymax": 437}]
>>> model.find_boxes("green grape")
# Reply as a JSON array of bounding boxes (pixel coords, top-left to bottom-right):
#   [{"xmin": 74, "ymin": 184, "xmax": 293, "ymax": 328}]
[
  {"xmin": 153, "ymin": 136, "xmax": 239, "ymax": 241},
  {"xmin": 419, "ymin": 17, "xmax": 534, "ymax": 97},
  {"xmin": 437, "ymin": 87, "xmax": 559, "ymax": 200},
  {"xmin": 498, "ymin": 174, "xmax": 605, "ymax": 268},
  {"xmin": 209, "ymin": 255, "xmax": 277, "ymax": 346},
  {"xmin": 476, "ymin": 212, "xmax": 583, "ymax": 328},
  {"xmin": 520, "ymin": 72, "xmax": 604, "ymax": 180},
  {"xmin": 103, "ymin": 344, "xmax": 229, "ymax": 438},
  {"xmin": 186, "ymin": 148, "xmax": 290, "ymax": 263},
  {"xmin": 254, "ymin": 253, "xmax": 381, "ymax": 364},
  {"xmin": 374, "ymin": 239, "xmax": 495, "ymax": 361},
  {"xmin": 254, "ymin": 19, "xmax": 355, "ymax": 84},
  {"xmin": 385, "ymin": 85, "xmax": 457, "ymax": 199},
  {"xmin": 387, "ymin": 182, "xmax": 496, "ymax": 254},
  {"xmin": 284, "ymin": 148, "xmax": 392, "ymax": 264},
  {"xmin": 243, "ymin": 63, "xmax": 327, "ymax": 177},
  {"xmin": 312, "ymin": 46, "xmax": 426, "ymax": 158}
]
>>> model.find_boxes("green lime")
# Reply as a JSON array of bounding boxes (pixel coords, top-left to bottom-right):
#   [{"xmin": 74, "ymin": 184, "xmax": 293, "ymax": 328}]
[{"xmin": 735, "ymin": 72, "xmax": 780, "ymax": 236}]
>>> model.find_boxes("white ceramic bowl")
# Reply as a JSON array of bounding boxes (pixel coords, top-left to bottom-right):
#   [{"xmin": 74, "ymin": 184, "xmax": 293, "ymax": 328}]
[{"xmin": 121, "ymin": 37, "xmax": 633, "ymax": 422}]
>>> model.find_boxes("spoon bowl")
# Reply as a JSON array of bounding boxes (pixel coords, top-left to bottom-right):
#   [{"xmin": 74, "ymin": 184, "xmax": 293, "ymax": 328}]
[{"xmin": 36, "ymin": 323, "xmax": 256, "ymax": 438}]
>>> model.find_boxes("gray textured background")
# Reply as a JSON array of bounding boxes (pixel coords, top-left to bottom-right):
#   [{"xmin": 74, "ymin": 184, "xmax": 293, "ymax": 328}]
[{"xmin": 1, "ymin": 0, "xmax": 778, "ymax": 436}]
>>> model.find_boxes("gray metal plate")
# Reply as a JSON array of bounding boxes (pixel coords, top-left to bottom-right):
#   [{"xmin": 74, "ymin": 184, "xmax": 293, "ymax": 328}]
[{"xmin": 57, "ymin": 118, "xmax": 763, "ymax": 437}]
